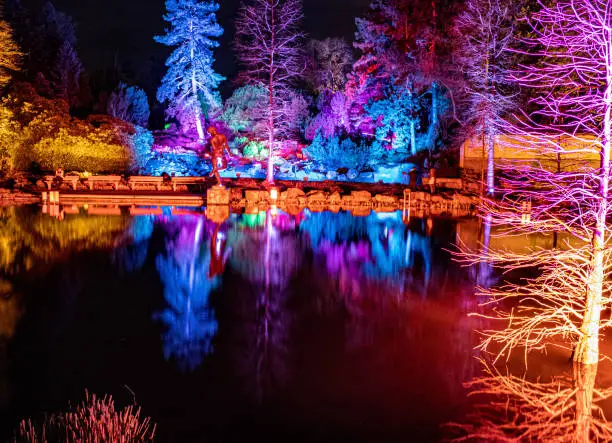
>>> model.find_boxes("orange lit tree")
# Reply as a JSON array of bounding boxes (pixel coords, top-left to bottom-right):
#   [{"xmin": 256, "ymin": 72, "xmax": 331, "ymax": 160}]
[{"xmin": 460, "ymin": 0, "xmax": 612, "ymax": 368}]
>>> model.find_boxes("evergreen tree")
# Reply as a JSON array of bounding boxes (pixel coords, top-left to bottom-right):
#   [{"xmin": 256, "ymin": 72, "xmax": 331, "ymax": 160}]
[
  {"xmin": 50, "ymin": 41, "xmax": 83, "ymax": 107},
  {"xmin": 107, "ymin": 82, "xmax": 150, "ymax": 127},
  {"xmin": 31, "ymin": 1, "xmax": 76, "ymax": 77},
  {"xmin": 347, "ymin": 0, "xmax": 459, "ymax": 152},
  {"xmin": 155, "ymin": 0, "xmax": 224, "ymax": 142}
]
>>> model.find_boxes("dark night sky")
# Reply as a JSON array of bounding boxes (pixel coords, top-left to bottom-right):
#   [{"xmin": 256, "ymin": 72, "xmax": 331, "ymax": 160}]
[{"xmin": 21, "ymin": 0, "xmax": 370, "ymax": 94}]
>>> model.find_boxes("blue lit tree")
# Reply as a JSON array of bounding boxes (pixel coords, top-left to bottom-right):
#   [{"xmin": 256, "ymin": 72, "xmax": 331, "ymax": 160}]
[
  {"xmin": 366, "ymin": 83, "xmax": 423, "ymax": 156},
  {"xmin": 107, "ymin": 82, "xmax": 150, "ymax": 127},
  {"xmin": 155, "ymin": 0, "xmax": 224, "ymax": 142}
]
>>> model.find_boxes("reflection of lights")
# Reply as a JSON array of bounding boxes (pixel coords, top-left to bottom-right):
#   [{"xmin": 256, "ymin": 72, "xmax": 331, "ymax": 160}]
[
  {"xmin": 270, "ymin": 188, "xmax": 278, "ymax": 200},
  {"xmin": 271, "ymin": 205, "xmax": 278, "ymax": 217}
]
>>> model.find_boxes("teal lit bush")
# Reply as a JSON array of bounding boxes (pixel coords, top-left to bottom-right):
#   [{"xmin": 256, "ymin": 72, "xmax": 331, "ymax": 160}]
[
  {"xmin": 305, "ymin": 132, "xmax": 376, "ymax": 171},
  {"xmin": 242, "ymin": 140, "xmax": 267, "ymax": 159}
]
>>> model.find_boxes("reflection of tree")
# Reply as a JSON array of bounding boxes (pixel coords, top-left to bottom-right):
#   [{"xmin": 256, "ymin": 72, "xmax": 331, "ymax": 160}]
[
  {"xmin": 0, "ymin": 206, "xmax": 129, "ymax": 276},
  {"xmin": 229, "ymin": 211, "xmax": 299, "ymax": 401},
  {"xmin": 450, "ymin": 360, "xmax": 612, "ymax": 441},
  {"xmin": 112, "ymin": 216, "xmax": 155, "ymax": 273},
  {"xmin": 300, "ymin": 211, "xmax": 433, "ymax": 288},
  {"xmin": 155, "ymin": 217, "xmax": 218, "ymax": 372},
  {"xmin": 0, "ymin": 285, "xmax": 20, "ymax": 340}
]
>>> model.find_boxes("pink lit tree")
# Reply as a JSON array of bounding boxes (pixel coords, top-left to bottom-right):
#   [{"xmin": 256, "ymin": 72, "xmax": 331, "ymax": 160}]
[
  {"xmin": 458, "ymin": 0, "xmax": 612, "ymax": 404},
  {"xmin": 235, "ymin": 0, "xmax": 304, "ymax": 183}
]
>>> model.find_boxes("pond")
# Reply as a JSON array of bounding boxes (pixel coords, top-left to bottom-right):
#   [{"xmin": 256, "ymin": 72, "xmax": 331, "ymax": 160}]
[{"xmin": 0, "ymin": 205, "xmax": 581, "ymax": 442}]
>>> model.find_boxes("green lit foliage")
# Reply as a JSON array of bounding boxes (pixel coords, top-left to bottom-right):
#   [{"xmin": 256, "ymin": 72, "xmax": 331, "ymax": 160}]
[
  {"xmin": 0, "ymin": 105, "xmax": 20, "ymax": 174},
  {"xmin": 220, "ymin": 85, "xmax": 267, "ymax": 134},
  {"xmin": 242, "ymin": 140, "xmax": 268, "ymax": 159}
]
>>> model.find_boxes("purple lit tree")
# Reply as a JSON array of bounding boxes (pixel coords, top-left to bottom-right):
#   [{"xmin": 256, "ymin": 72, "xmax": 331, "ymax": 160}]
[
  {"xmin": 235, "ymin": 0, "xmax": 305, "ymax": 183},
  {"xmin": 155, "ymin": 0, "xmax": 224, "ymax": 142},
  {"xmin": 456, "ymin": 5, "xmax": 612, "ymax": 435},
  {"xmin": 454, "ymin": 0, "xmax": 516, "ymax": 194}
]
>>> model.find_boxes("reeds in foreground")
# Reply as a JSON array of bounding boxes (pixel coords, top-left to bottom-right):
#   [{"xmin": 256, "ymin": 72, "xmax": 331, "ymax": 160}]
[{"xmin": 15, "ymin": 392, "xmax": 156, "ymax": 442}]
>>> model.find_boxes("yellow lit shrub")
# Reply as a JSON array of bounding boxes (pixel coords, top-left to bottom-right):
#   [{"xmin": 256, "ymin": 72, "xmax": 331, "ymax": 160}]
[{"xmin": 32, "ymin": 128, "xmax": 131, "ymax": 173}]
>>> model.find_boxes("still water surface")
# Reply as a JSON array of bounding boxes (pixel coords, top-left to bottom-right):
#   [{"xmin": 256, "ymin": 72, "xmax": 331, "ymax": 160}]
[{"xmin": 0, "ymin": 205, "xmax": 561, "ymax": 441}]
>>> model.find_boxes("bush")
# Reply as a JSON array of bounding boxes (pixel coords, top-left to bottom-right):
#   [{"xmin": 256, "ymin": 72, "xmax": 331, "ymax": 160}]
[
  {"xmin": 305, "ymin": 132, "xmax": 374, "ymax": 171},
  {"xmin": 32, "ymin": 128, "xmax": 131, "ymax": 173},
  {"xmin": 129, "ymin": 126, "xmax": 154, "ymax": 172},
  {"xmin": 242, "ymin": 140, "xmax": 267, "ymax": 159}
]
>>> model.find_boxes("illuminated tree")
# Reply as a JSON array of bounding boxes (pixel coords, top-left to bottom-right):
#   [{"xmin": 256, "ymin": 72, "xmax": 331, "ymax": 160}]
[
  {"xmin": 155, "ymin": 0, "xmax": 224, "ymax": 142},
  {"xmin": 454, "ymin": 0, "xmax": 516, "ymax": 195},
  {"xmin": 107, "ymin": 82, "xmax": 150, "ymax": 127},
  {"xmin": 460, "ymin": 0, "xmax": 612, "ymax": 370},
  {"xmin": 0, "ymin": 18, "xmax": 21, "ymax": 88},
  {"xmin": 449, "ymin": 360, "xmax": 612, "ymax": 441},
  {"xmin": 235, "ymin": 0, "xmax": 305, "ymax": 183}
]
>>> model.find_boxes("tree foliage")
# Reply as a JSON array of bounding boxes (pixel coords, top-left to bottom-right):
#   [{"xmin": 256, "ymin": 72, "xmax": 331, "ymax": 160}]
[
  {"xmin": 155, "ymin": 0, "xmax": 224, "ymax": 141},
  {"xmin": 107, "ymin": 82, "xmax": 150, "ymax": 127},
  {"xmin": 0, "ymin": 19, "xmax": 21, "ymax": 88},
  {"xmin": 306, "ymin": 37, "xmax": 353, "ymax": 93}
]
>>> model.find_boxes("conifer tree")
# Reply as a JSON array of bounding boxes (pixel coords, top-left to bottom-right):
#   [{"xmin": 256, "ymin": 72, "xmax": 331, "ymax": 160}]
[
  {"xmin": 155, "ymin": 0, "xmax": 224, "ymax": 142},
  {"xmin": 107, "ymin": 82, "xmax": 150, "ymax": 127},
  {"xmin": 50, "ymin": 41, "xmax": 83, "ymax": 107}
]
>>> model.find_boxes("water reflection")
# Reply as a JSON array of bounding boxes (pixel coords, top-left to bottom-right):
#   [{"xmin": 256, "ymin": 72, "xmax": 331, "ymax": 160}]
[
  {"xmin": 450, "ymin": 359, "xmax": 612, "ymax": 441},
  {"xmin": 229, "ymin": 210, "xmax": 299, "ymax": 400},
  {"xmin": 154, "ymin": 216, "xmax": 219, "ymax": 372},
  {"xmin": 5, "ymin": 206, "xmax": 598, "ymax": 440}
]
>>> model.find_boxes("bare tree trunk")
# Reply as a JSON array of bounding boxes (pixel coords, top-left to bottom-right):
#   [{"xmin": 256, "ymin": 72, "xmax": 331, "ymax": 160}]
[
  {"xmin": 574, "ymin": 362, "xmax": 597, "ymax": 442},
  {"xmin": 410, "ymin": 120, "xmax": 417, "ymax": 156},
  {"xmin": 430, "ymin": 82, "xmax": 438, "ymax": 153},
  {"xmin": 575, "ymin": 73, "xmax": 612, "ymax": 366},
  {"xmin": 486, "ymin": 130, "xmax": 495, "ymax": 195},
  {"xmin": 266, "ymin": 4, "xmax": 276, "ymax": 184},
  {"xmin": 189, "ymin": 19, "xmax": 205, "ymax": 143}
]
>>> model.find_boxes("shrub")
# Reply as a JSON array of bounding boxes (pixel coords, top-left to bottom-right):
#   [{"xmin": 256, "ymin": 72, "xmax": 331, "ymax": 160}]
[
  {"xmin": 305, "ymin": 132, "xmax": 373, "ymax": 171},
  {"xmin": 32, "ymin": 128, "xmax": 131, "ymax": 173},
  {"xmin": 242, "ymin": 140, "xmax": 267, "ymax": 159},
  {"xmin": 128, "ymin": 126, "xmax": 154, "ymax": 172}
]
